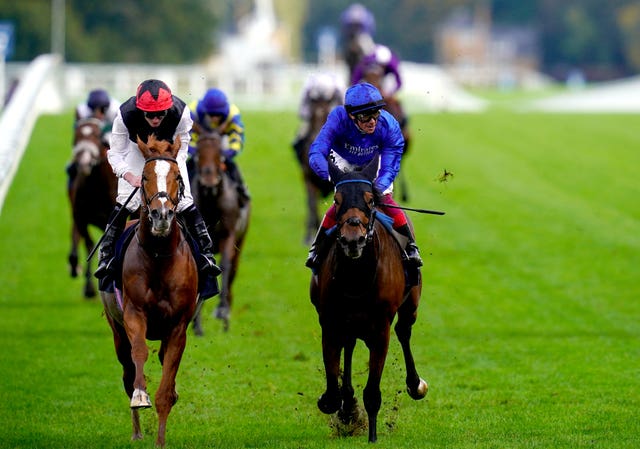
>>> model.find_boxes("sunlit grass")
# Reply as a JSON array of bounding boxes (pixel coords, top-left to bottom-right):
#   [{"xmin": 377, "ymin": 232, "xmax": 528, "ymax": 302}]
[{"xmin": 0, "ymin": 109, "xmax": 638, "ymax": 448}]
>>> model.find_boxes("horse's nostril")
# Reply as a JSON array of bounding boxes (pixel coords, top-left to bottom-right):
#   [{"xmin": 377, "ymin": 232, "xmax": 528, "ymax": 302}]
[{"xmin": 358, "ymin": 235, "xmax": 366, "ymax": 245}]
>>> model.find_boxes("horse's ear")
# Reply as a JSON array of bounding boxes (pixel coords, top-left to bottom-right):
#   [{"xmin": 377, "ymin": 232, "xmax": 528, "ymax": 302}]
[
  {"xmin": 136, "ymin": 135, "xmax": 151, "ymax": 158},
  {"xmin": 362, "ymin": 155, "xmax": 380, "ymax": 181},
  {"xmin": 192, "ymin": 122, "xmax": 204, "ymax": 135},
  {"xmin": 170, "ymin": 135, "xmax": 181, "ymax": 158},
  {"xmin": 328, "ymin": 158, "xmax": 344, "ymax": 185}
]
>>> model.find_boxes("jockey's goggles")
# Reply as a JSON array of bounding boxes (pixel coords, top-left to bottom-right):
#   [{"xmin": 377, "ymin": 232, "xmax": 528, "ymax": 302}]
[
  {"xmin": 354, "ymin": 110, "xmax": 380, "ymax": 123},
  {"xmin": 144, "ymin": 110, "xmax": 167, "ymax": 119}
]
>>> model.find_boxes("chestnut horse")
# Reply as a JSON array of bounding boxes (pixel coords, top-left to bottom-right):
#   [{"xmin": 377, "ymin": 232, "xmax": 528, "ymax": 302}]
[
  {"xmin": 296, "ymin": 98, "xmax": 334, "ymax": 245},
  {"xmin": 191, "ymin": 131, "xmax": 250, "ymax": 333},
  {"xmin": 67, "ymin": 117, "xmax": 117, "ymax": 298},
  {"xmin": 99, "ymin": 135, "xmax": 198, "ymax": 447},
  {"xmin": 310, "ymin": 157, "xmax": 428, "ymax": 443}
]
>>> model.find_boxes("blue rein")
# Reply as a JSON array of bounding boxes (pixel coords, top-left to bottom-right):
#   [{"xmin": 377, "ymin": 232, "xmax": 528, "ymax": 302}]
[{"xmin": 334, "ymin": 179, "xmax": 373, "ymax": 188}]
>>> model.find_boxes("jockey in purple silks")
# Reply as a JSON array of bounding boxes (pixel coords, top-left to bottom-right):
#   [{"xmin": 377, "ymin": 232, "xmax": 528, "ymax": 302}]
[
  {"xmin": 340, "ymin": 4, "xmax": 377, "ymax": 79},
  {"xmin": 351, "ymin": 44, "xmax": 403, "ymax": 98},
  {"xmin": 305, "ymin": 82, "xmax": 422, "ymax": 270},
  {"xmin": 95, "ymin": 79, "xmax": 220, "ymax": 280}
]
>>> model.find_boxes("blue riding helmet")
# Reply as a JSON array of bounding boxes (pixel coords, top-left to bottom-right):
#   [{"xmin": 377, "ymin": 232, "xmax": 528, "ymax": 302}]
[
  {"xmin": 344, "ymin": 83, "xmax": 385, "ymax": 115},
  {"xmin": 87, "ymin": 89, "xmax": 110, "ymax": 110},
  {"xmin": 197, "ymin": 88, "xmax": 230, "ymax": 119}
]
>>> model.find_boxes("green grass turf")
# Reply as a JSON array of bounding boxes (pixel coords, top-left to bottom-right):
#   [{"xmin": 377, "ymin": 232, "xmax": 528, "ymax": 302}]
[{"xmin": 0, "ymin": 110, "xmax": 638, "ymax": 448}]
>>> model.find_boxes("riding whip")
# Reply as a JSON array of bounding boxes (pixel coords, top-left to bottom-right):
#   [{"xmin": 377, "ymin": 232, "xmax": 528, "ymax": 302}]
[
  {"xmin": 86, "ymin": 187, "xmax": 139, "ymax": 261},
  {"xmin": 382, "ymin": 204, "xmax": 445, "ymax": 215}
]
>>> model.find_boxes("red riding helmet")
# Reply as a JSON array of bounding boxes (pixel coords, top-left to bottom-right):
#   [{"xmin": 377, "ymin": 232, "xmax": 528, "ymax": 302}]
[{"xmin": 135, "ymin": 79, "xmax": 173, "ymax": 112}]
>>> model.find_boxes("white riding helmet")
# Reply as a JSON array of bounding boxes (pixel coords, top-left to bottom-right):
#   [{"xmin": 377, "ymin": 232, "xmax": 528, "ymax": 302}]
[{"xmin": 308, "ymin": 73, "xmax": 340, "ymax": 102}]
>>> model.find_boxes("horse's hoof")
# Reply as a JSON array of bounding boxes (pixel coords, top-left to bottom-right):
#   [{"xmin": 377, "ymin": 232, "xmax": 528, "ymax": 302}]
[
  {"xmin": 407, "ymin": 378, "xmax": 428, "ymax": 400},
  {"xmin": 317, "ymin": 393, "xmax": 341, "ymax": 414},
  {"xmin": 130, "ymin": 388, "xmax": 152, "ymax": 409},
  {"xmin": 215, "ymin": 305, "xmax": 229, "ymax": 321}
]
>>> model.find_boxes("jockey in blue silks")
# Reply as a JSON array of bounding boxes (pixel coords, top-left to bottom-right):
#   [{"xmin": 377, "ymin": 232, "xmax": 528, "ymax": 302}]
[
  {"xmin": 306, "ymin": 82, "xmax": 422, "ymax": 270},
  {"xmin": 188, "ymin": 88, "xmax": 250, "ymax": 206}
]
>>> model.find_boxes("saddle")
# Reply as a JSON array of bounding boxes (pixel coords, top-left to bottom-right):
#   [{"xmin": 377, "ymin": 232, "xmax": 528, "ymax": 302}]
[
  {"xmin": 318, "ymin": 211, "xmax": 420, "ymax": 289},
  {"xmin": 98, "ymin": 221, "xmax": 219, "ymax": 300}
]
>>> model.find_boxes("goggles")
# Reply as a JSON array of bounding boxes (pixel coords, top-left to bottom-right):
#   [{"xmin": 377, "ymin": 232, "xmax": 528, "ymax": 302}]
[
  {"xmin": 144, "ymin": 110, "xmax": 168, "ymax": 119},
  {"xmin": 354, "ymin": 110, "xmax": 380, "ymax": 123}
]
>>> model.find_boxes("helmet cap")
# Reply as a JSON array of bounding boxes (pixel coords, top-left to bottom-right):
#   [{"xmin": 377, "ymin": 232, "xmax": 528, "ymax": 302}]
[
  {"xmin": 345, "ymin": 82, "xmax": 385, "ymax": 115},
  {"xmin": 87, "ymin": 89, "xmax": 110, "ymax": 109},
  {"xmin": 197, "ymin": 88, "xmax": 230, "ymax": 118},
  {"xmin": 136, "ymin": 79, "xmax": 173, "ymax": 112}
]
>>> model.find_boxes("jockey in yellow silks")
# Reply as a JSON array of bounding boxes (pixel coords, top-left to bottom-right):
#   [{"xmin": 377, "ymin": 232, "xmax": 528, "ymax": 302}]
[{"xmin": 188, "ymin": 88, "xmax": 250, "ymax": 205}]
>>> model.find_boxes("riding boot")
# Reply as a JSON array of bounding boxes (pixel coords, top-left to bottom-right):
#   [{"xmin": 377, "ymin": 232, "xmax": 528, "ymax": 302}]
[
  {"xmin": 180, "ymin": 204, "xmax": 222, "ymax": 276},
  {"xmin": 94, "ymin": 203, "xmax": 127, "ymax": 279},
  {"xmin": 395, "ymin": 224, "xmax": 423, "ymax": 268},
  {"xmin": 225, "ymin": 159, "xmax": 251, "ymax": 206},
  {"xmin": 305, "ymin": 227, "xmax": 330, "ymax": 269}
]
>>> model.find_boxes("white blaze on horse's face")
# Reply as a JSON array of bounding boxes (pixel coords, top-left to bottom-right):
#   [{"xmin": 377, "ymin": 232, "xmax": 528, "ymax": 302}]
[
  {"xmin": 155, "ymin": 160, "xmax": 171, "ymax": 207},
  {"xmin": 148, "ymin": 159, "xmax": 174, "ymax": 237}
]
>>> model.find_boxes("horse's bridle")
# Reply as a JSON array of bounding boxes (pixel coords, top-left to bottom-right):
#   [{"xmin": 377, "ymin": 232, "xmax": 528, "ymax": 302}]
[
  {"xmin": 335, "ymin": 179, "xmax": 377, "ymax": 244},
  {"xmin": 140, "ymin": 156, "xmax": 185, "ymax": 209}
]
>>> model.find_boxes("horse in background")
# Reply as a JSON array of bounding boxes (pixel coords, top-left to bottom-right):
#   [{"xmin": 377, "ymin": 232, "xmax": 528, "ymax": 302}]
[
  {"xmin": 360, "ymin": 64, "xmax": 411, "ymax": 202},
  {"xmin": 296, "ymin": 97, "xmax": 334, "ymax": 245},
  {"xmin": 99, "ymin": 134, "xmax": 199, "ymax": 447},
  {"xmin": 310, "ymin": 157, "xmax": 428, "ymax": 443},
  {"xmin": 67, "ymin": 117, "xmax": 117, "ymax": 298},
  {"xmin": 191, "ymin": 131, "xmax": 250, "ymax": 333}
]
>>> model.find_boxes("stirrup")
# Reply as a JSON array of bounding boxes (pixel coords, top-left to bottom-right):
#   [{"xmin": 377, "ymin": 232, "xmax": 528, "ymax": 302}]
[
  {"xmin": 94, "ymin": 257, "xmax": 114, "ymax": 279},
  {"xmin": 200, "ymin": 255, "xmax": 222, "ymax": 276},
  {"xmin": 305, "ymin": 251, "xmax": 319, "ymax": 269},
  {"xmin": 405, "ymin": 244, "xmax": 423, "ymax": 268}
]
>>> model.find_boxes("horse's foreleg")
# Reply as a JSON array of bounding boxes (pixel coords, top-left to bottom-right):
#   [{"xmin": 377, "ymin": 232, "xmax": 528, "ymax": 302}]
[
  {"xmin": 83, "ymin": 232, "xmax": 97, "ymax": 298},
  {"xmin": 304, "ymin": 181, "xmax": 319, "ymax": 245},
  {"xmin": 363, "ymin": 327, "xmax": 392, "ymax": 443},
  {"xmin": 69, "ymin": 223, "xmax": 81, "ymax": 278},
  {"xmin": 155, "ymin": 324, "xmax": 188, "ymax": 448},
  {"xmin": 214, "ymin": 236, "xmax": 235, "ymax": 330},
  {"xmin": 395, "ymin": 291, "xmax": 428, "ymax": 400},
  {"xmin": 338, "ymin": 338, "xmax": 358, "ymax": 424},
  {"xmin": 104, "ymin": 311, "xmax": 142, "ymax": 440},
  {"xmin": 123, "ymin": 307, "xmax": 151, "ymax": 409},
  {"xmin": 317, "ymin": 331, "xmax": 342, "ymax": 415}
]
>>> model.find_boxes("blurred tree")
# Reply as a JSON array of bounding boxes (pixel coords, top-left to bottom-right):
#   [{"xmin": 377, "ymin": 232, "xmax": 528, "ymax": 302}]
[
  {"xmin": 2, "ymin": 0, "xmax": 219, "ymax": 63},
  {"xmin": 616, "ymin": 2, "xmax": 640, "ymax": 72},
  {"xmin": 3, "ymin": 0, "xmax": 640, "ymax": 81}
]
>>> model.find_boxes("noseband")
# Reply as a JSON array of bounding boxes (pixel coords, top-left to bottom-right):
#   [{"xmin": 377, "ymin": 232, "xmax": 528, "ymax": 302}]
[{"xmin": 140, "ymin": 156, "xmax": 185, "ymax": 208}]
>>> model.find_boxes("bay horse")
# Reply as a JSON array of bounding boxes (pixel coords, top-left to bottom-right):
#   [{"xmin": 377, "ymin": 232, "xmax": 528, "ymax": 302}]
[
  {"xmin": 310, "ymin": 157, "xmax": 428, "ymax": 443},
  {"xmin": 67, "ymin": 117, "xmax": 117, "ymax": 298},
  {"xmin": 191, "ymin": 131, "xmax": 250, "ymax": 333},
  {"xmin": 99, "ymin": 134, "xmax": 199, "ymax": 447},
  {"xmin": 297, "ymin": 97, "xmax": 334, "ymax": 245}
]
